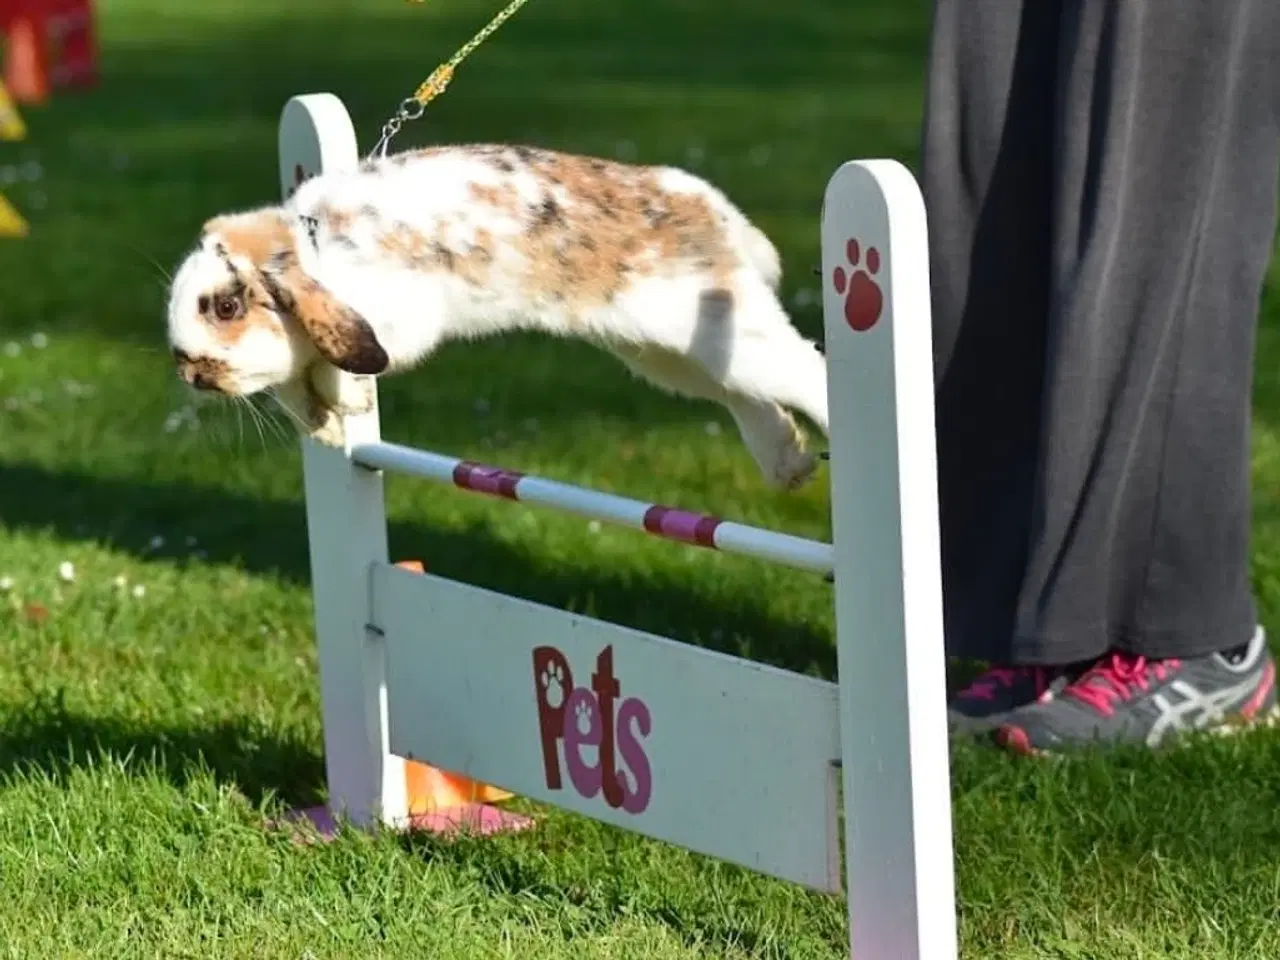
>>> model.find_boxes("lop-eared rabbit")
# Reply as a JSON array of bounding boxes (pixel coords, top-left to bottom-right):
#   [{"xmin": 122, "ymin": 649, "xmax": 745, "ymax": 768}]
[{"xmin": 165, "ymin": 144, "xmax": 829, "ymax": 488}]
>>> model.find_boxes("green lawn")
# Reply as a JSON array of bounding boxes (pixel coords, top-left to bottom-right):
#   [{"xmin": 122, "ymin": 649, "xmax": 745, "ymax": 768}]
[{"xmin": 2, "ymin": 0, "xmax": 1280, "ymax": 956}]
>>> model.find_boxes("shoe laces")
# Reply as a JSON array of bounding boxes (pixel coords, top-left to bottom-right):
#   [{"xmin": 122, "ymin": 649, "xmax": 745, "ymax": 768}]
[
  {"xmin": 1065, "ymin": 652, "xmax": 1181, "ymax": 717},
  {"xmin": 959, "ymin": 666, "xmax": 1052, "ymax": 702}
]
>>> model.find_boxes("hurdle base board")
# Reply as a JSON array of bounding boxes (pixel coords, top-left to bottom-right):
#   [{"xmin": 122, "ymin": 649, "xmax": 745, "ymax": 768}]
[
  {"xmin": 374, "ymin": 563, "xmax": 844, "ymax": 894},
  {"xmin": 274, "ymin": 802, "xmax": 534, "ymax": 843}
]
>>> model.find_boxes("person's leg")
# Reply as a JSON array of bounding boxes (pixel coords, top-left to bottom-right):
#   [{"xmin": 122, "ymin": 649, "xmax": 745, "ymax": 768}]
[
  {"xmin": 921, "ymin": 0, "xmax": 1086, "ymax": 732},
  {"xmin": 997, "ymin": 0, "xmax": 1280, "ymax": 752},
  {"xmin": 924, "ymin": 0, "xmax": 1056, "ymax": 662}
]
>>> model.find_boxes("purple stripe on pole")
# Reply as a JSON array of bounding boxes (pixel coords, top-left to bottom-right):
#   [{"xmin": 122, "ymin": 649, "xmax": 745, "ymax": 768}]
[
  {"xmin": 452, "ymin": 461, "xmax": 523, "ymax": 500},
  {"xmin": 642, "ymin": 505, "xmax": 722, "ymax": 548}
]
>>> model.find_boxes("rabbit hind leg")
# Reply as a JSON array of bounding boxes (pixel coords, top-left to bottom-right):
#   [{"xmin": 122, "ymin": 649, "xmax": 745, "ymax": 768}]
[{"xmin": 608, "ymin": 341, "xmax": 815, "ymax": 489}]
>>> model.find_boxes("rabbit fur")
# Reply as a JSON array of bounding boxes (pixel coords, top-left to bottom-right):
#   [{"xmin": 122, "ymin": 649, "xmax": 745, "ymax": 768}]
[{"xmin": 165, "ymin": 143, "xmax": 829, "ymax": 489}]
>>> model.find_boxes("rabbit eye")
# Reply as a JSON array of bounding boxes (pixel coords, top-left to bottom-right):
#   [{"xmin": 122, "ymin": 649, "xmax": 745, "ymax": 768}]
[{"xmin": 212, "ymin": 294, "xmax": 243, "ymax": 322}]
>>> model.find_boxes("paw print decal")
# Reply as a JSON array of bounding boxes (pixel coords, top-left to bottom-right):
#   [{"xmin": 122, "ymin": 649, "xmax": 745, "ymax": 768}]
[
  {"xmin": 540, "ymin": 661, "xmax": 566, "ymax": 709},
  {"xmin": 533, "ymin": 643, "xmax": 653, "ymax": 814},
  {"xmin": 573, "ymin": 697, "xmax": 596, "ymax": 735},
  {"xmin": 832, "ymin": 238, "xmax": 883, "ymax": 332}
]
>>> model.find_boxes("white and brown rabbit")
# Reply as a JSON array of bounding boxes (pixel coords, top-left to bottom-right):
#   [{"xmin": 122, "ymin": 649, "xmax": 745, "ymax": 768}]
[{"xmin": 164, "ymin": 144, "xmax": 829, "ymax": 489}]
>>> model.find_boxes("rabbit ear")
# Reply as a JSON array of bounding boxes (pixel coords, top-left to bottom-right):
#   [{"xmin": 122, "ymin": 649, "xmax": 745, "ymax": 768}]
[
  {"xmin": 260, "ymin": 250, "xmax": 389, "ymax": 376},
  {"xmin": 203, "ymin": 210, "xmax": 389, "ymax": 376}
]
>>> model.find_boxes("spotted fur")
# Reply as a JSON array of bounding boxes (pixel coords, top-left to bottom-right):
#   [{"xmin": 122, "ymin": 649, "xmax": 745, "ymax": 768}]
[
  {"xmin": 172, "ymin": 348, "xmax": 233, "ymax": 392},
  {"xmin": 260, "ymin": 249, "xmax": 389, "ymax": 375},
  {"xmin": 165, "ymin": 143, "xmax": 825, "ymax": 489}
]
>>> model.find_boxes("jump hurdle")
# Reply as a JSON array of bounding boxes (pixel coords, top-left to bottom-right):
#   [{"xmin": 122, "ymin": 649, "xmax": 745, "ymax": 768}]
[{"xmin": 280, "ymin": 93, "xmax": 958, "ymax": 960}]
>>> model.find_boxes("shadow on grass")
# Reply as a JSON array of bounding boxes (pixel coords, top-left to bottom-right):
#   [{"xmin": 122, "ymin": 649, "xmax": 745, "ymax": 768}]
[
  {"xmin": 0, "ymin": 452, "xmax": 833, "ymax": 812},
  {"xmin": 395, "ymin": 799, "xmax": 846, "ymax": 956},
  {"xmin": 0, "ymin": 460, "xmax": 835, "ymax": 667},
  {"xmin": 0, "ymin": 693, "xmax": 326, "ymax": 809},
  {"xmin": 0, "ymin": 697, "xmax": 848, "ymax": 954}
]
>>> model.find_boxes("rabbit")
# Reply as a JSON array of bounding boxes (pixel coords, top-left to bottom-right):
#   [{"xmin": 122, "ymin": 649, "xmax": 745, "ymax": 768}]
[{"xmin": 164, "ymin": 143, "xmax": 830, "ymax": 489}]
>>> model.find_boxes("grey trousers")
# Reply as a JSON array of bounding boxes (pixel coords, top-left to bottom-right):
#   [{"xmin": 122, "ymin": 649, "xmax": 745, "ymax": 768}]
[{"xmin": 921, "ymin": 0, "xmax": 1280, "ymax": 664}]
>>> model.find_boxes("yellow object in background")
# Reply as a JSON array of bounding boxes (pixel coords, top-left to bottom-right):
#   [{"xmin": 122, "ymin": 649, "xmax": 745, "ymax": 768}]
[
  {"xmin": 0, "ymin": 81, "xmax": 26, "ymax": 140},
  {"xmin": 0, "ymin": 80, "xmax": 31, "ymax": 235},
  {"xmin": 0, "ymin": 192, "xmax": 29, "ymax": 236}
]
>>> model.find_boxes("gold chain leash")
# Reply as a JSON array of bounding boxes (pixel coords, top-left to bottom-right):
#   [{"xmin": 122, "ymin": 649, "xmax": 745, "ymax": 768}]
[{"xmin": 369, "ymin": 0, "xmax": 533, "ymax": 159}]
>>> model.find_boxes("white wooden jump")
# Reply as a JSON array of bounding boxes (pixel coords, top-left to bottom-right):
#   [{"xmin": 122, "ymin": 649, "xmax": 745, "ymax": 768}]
[{"xmin": 279, "ymin": 93, "xmax": 958, "ymax": 960}]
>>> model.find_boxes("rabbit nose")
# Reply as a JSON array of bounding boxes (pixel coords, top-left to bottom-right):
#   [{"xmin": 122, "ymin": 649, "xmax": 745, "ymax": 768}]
[{"xmin": 173, "ymin": 348, "xmax": 219, "ymax": 391}]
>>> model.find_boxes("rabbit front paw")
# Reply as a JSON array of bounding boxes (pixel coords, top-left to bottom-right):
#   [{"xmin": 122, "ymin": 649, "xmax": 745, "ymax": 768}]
[
  {"xmin": 310, "ymin": 362, "xmax": 375, "ymax": 417},
  {"xmin": 309, "ymin": 407, "xmax": 347, "ymax": 448},
  {"xmin": 270, "ymin": 377, "xmax": 345, "ymax": 447}
]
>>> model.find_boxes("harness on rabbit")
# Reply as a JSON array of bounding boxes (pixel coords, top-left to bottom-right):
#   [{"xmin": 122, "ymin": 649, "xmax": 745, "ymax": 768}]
[{"xmin": 370, "ymin": 0, "xmax": 534, "ymax": 158}]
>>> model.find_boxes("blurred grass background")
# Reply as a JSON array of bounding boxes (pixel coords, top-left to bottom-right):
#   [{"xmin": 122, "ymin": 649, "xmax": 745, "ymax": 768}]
[{"xmin": 1, "ymin": 0, "xmax": 1279, "ymax": 956}]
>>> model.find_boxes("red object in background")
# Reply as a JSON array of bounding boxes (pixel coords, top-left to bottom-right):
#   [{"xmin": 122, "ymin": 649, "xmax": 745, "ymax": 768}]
[{"xmin": 0, "ymin": 0, "xmax": 97, "ymax": 104}]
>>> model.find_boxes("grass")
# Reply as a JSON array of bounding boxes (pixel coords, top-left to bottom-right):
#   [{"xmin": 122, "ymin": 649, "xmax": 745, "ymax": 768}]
[{"xmin": 2, "ymin": 0, "xmax": 1280, "ymax": 956}]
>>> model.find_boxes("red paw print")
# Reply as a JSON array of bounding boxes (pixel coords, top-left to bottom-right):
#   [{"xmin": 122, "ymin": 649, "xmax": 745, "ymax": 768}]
[
  {"xmin": 832, "ymin": 238, "xmax": 883, "ymax": 332},
  {"xmin": 287, "ymin": 163, "xmax": 311, "ymax": 199}
]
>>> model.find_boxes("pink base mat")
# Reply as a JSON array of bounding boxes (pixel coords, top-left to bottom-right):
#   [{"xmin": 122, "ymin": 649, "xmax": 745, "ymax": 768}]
[{"xmin": 272, "ymin": 803, "xmax": 535, "ymax": 842}]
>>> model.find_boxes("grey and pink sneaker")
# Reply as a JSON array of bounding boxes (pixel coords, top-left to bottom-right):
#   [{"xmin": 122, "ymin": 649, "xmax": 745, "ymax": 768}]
[
  {"xmin": 996, "ymin": 626, "xmax": 1278, "ymax": 755},
  {"xmin": 948, "ymin": 664, "xmax": 1078, "ymax": 735}
]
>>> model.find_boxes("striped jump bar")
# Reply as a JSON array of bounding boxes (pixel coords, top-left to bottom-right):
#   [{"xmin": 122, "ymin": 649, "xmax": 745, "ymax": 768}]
[{"xmin": 350, "ymin": 441, "xmax": 834, "ymax": 576}]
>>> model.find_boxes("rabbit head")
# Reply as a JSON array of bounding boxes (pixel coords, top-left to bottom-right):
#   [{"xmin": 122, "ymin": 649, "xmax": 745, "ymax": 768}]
[{"xmin": 165, "ymin": 207, "xmax": 389, "ymax": 400}]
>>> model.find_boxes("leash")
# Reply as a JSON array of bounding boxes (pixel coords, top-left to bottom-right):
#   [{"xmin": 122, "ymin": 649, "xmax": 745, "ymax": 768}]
[{"xmin": 369, "ymin": 0, "xmax": 534, "ymax": 159}]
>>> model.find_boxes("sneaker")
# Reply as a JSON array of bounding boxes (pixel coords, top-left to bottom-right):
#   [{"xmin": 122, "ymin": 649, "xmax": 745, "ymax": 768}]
[
  {"xmin": 996, "ymin": 625, "xmax": 1278, "ymax": 755},
  {"xmin": 948, "ymin": 664, "xmax": 1077, "ymax": 735}
]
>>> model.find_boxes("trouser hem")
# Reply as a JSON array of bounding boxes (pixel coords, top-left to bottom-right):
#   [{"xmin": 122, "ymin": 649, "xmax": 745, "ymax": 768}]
[{"xmin": 1005, "ymin": 613, "xmax": 1259, "ymax": 666}]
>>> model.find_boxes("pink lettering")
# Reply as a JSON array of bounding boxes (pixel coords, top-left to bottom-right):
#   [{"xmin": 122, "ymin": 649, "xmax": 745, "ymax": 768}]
[
  {"xmin": 533, "ymin": 644, "xmax": 652, "ymax": 814},
  {"xmin": 615, "ymin": 697, "xmax": 652, "ymax": 813}
]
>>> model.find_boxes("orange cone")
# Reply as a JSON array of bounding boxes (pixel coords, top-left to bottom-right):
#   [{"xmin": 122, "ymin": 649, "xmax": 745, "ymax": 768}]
[
  {"xmin": 394, "ymin": 560, "xmax": 517, "ymax": 813},
  {"xmin": 4, "ymin": 15, "xmax": 49, "ymax": 105}
]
